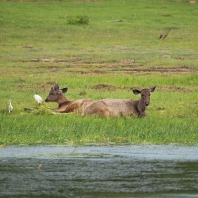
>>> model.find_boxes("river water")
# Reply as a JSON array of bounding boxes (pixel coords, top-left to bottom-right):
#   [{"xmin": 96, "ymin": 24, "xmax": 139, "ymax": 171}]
[{"xmin": 0, "ymin": 145, "xmax": 198, "ymax": 197}]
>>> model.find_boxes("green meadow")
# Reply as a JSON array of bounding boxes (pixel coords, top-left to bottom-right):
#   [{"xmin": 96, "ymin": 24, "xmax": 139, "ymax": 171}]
[{"xmin": 0, "ymin": 0, "xmax": 197, "ymax": 146}]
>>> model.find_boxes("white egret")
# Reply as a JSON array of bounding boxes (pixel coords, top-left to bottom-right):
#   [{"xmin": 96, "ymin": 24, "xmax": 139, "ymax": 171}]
[
  {"xmin": 34, "ymin": 94, "xmax": 43, "ymax": 104},
  {"xmin": 8, "ymin": 99, "xmax": 13, "ymax": 113}
]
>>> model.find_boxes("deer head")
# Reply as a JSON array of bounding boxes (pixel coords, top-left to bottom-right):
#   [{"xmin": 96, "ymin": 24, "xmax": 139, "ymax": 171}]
[
  {"xmin": 45, "ymin": 84, "xmax": 68, "ymax": 103},
  {"xmin": 133, "ymin": 86, "xmax": 156, "ymax": 106}
]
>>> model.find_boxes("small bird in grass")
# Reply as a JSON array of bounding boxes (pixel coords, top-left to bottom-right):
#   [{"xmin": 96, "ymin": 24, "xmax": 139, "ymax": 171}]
[
  {"xmin": 34, "ymin": 94, "xmax": 43, "ymax": 104},
  {"xmin": 8, "ymin": 99, "xmax": 13, "ymax": 113}
]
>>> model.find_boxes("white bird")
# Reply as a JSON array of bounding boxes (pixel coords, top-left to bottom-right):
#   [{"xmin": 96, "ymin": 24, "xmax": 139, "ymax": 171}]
[
  {"xmin": 34, "ymin": 94, "xmax": 43, "ymax": 104},
  {"xmin": 8, "ymin": 99, "xmax": 13, "ymax": 113}
]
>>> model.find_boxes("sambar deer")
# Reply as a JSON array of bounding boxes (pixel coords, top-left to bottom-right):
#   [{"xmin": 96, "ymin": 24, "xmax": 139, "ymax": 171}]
[
  {"xmin": 45, "ymin": 84, "xmax": 93, "ymax": 114},
  {"xmin": 82, "ymin": 86, "xmax": 156, "ymax": 117}
]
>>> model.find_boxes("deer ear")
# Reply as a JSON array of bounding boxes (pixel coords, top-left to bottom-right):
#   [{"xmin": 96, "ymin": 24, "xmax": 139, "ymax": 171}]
[
  {"xmin": 60, "ymin": 88, "xmax": 68, "ymax": 94},
  {"xmin": 133, "ymin": 89, "xmax": 141, "ymax": 95},
  {"xmin": 150, "ymin": 86, "xmax": 156, "ymax": 92}
]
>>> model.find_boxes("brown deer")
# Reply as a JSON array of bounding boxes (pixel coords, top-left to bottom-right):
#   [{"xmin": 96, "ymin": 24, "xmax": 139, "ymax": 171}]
[
  {"xmin": 45, "ymin": 84, "xmax": 94, "ymax": 114},
  {"xmin": 82, "ymin": 86, "xmax": 156, "ymax": 117}
]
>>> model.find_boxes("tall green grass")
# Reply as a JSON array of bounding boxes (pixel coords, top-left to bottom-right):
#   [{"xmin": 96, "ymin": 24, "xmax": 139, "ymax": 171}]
[{"xmin": 0, "ymin": 113, "xmax": 197, "ymax": 146}]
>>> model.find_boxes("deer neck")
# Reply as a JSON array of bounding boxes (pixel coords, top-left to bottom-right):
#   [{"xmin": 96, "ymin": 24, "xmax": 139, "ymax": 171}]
[
  {"xmin": 56, "ymin": 96, "xmax": 72, "ymax": 107},
  {"xmin": 136, "ymin": 99, "xmax": 146, "ymax": 117}
]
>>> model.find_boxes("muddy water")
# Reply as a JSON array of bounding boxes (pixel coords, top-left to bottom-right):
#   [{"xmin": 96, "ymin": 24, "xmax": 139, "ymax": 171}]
[{"xmin": 0, "ymin": 145, "xmax": 198, "ymax": 198}]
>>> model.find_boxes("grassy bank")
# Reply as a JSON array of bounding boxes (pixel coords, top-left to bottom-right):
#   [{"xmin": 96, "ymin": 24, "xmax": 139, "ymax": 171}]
[
  {"xmin": 0, "ymin": 114, "xmax": 197, "ymax": 146},
  {"xmin": 0, "ymin": 0, "xmax": 197, "ymax": 146}
]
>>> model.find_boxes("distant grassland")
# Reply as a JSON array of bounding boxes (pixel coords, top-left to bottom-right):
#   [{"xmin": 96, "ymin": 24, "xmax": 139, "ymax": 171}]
[{"xmin": 0, "ymin": 0, "xmax": 197, "ymax": 146}]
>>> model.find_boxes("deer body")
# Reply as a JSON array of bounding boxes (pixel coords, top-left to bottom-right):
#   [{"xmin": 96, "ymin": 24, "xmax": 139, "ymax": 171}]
[
  {"xmin": 82, "ymin": 86, "xmax": 156, "ymax": 117},
  {"xmin": 45, "ymin": 84, "xmax": 93, "ymax": 114}
]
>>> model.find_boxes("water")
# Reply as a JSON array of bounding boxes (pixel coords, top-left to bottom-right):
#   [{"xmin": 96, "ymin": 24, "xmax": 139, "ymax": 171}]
[{"xmin": 0, "ymin": 145, "xmax": 198, "ymax": 197}]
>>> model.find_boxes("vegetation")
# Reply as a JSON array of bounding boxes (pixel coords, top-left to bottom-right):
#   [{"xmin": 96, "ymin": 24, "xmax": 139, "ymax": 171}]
[
  {"xmin": 0, "ymin": 0, "xmax": 197, "ymax": 146},
  {"xmin": 67, "ymin": 15, "xmax": 89, "ymax": 25}
]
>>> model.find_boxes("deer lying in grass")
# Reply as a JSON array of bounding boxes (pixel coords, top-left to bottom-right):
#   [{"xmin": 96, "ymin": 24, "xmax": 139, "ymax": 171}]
[
  {"xmin": 82, "ymin": 86, "xmax": 156, "ymax": 117},
  {"xmin": 45, "ymin": 84, "xmax": 94, "ymax": 114}
]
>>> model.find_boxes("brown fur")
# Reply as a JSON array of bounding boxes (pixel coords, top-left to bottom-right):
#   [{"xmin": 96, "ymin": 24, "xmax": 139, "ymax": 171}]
[
  {"xmin": 82, "ymin": 86, "xmax": 156, "ymax": 117},
  {"xmin": 45, "ymin": 84, "xmax": 93, "ymax": 114}
]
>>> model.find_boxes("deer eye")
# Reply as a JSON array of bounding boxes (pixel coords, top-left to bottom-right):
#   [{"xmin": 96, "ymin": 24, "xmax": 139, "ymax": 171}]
[{"xmin": 141, "ymin": 94, "xmax": 144, "ymax": 97}]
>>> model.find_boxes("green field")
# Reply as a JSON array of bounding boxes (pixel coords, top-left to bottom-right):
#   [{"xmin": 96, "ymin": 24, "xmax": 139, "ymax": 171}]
[{"xmin": 0, "ymin": 0, "xmax": 197, "ymax": 146}]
